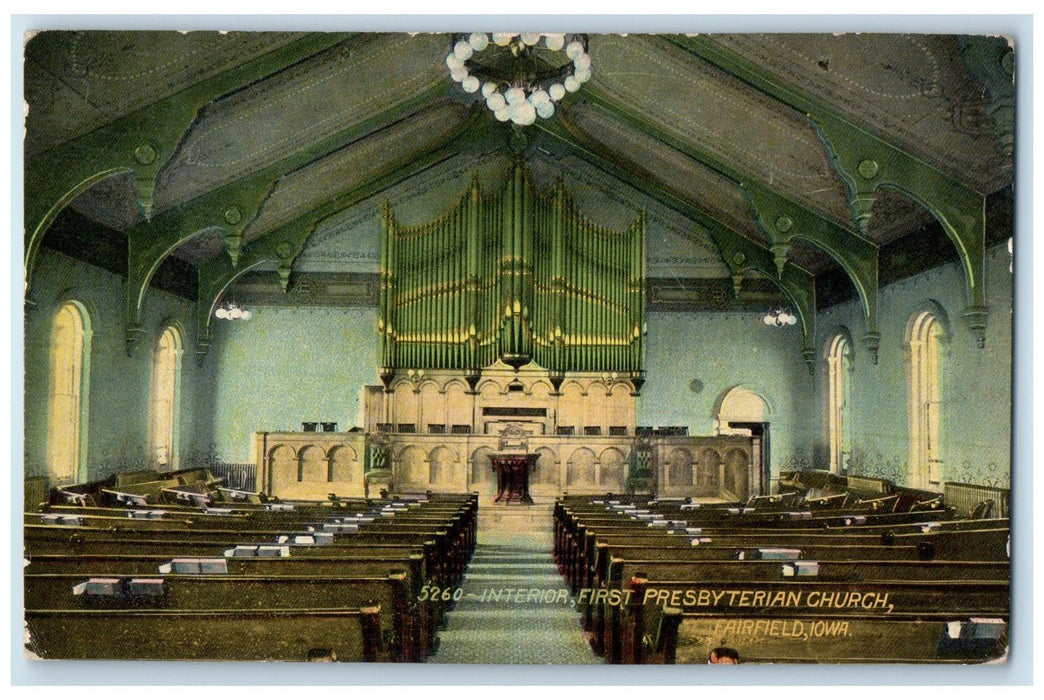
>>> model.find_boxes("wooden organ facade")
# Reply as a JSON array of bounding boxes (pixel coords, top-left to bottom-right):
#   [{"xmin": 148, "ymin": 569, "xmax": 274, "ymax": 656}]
[{"xmin": 254, "ymin": 368, "xmax": 755, "ymax": 503}]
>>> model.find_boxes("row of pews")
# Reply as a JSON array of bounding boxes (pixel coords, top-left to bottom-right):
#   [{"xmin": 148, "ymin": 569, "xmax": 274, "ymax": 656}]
[
  {"xmin": 24, "ymin": 468, "xmax": 478, "ymax": 662},
  {"xmin": 554, "ymin": 472, "xmax": 1010, "ymax": 665}
]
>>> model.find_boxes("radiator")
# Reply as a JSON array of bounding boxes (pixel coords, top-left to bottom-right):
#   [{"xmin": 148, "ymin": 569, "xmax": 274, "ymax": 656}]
[
  {"xmin": 944, "ymin": 482, "xmax": 1010, "ymax": 519},
  {"xmin": 208, "ymin": 463, "xmax": 257, "ymax": 492}
]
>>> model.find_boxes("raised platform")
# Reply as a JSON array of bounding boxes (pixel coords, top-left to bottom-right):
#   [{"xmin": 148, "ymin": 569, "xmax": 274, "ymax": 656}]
[{"xmin": 477, "ymin": 496, "xmax": 555, "ymax": 537}]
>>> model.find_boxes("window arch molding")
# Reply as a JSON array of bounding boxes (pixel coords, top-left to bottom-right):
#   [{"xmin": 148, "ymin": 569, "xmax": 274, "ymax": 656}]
[
  {"xmin": 904, "ymin": 300, "xmax": 952, "ymax": 490},
  {"xmin": 821, "ymin": 325, "xmax": 855, "ymax": 475},
  {"xmin": 45, "ymin": 295, "xmax": 95, "ymax": 485},
  {"xmin": 147, "ymin": 319, "xmax": 185, "ymax": 470}
]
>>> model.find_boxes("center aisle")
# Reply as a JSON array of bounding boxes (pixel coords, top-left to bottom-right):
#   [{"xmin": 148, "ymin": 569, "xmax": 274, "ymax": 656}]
[{"xmin": 427, "ymin": 503, "xmax": 602, "ymax": 664}]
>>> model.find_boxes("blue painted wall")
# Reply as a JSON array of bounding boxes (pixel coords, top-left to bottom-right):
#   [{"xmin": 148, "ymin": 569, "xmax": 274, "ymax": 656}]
[
  {"xmin": 25, "ymin": 242, "xmax": 1014, "ymax": 495},
  {"xmin": 208, "ymin": 305, "xmax": 379, "ymax": 462},
  {"xmin": 814, "ymin": 244, "xmax": 1012, "ymax": 488},
  {"xmin": 23, "ymin": 249, "xmax": 217, "ymax": 481},
  {"xmin": 639, "ymin": 310, "xmax": 818, "ymax": 479}
]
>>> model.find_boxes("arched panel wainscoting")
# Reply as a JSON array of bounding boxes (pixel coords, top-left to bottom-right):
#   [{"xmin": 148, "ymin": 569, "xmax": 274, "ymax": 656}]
[
  {"xmin": 445, "ymin": 381, "xmax": 472, "ymax": 429},
  {"xmin": 666, "ymin": 447, "xmax": 694, "ymax": 488},
  {"xmin": 299, "ymin": 444, "xmax": 326, "ymax": 484},
  {"xmin": 329, "ymin": 445, "xmax": 358, "ymax": 483},
  {"xmin": 397, "ymin": 445, "xmax": 428, "ymax": 486},
  {"xmin": 268, "ymin": 444, "xmax": 296, "ymax": 495},
  {"xmin": 566, "ymin": 447, "xmax": 597, "ymax": 488},
  {"xmin": 558, "ymin": 382, "xmax": 584, "ymax": 435},
  {"xmin": 392, "ymin": 385, "xmax": 418, "ymax": 431},
  {"xmin": 419, "ymin": 381, "xmax": 445, "ymax": 433},
  {"xmin": 530, "ymin": 446, "xmax": 560, "ymax": 497},
  {"xmin": 328, "ymin": 444, "xmax": 363, "ymax": 497},
  {"xmin": 697, "ymin": 448, "xmax": 722, "ymax": 497},
  {"xmin": 723, "ymin": 448, "xmax": 750, "ymax": 500},
  {"xmin": 600, "ymin": 447, "xmax": 626, "ymax": 491},
  {"xmin": 429, "ymin": 445, "xmax": 459, "ymax": 486},
  {"xmin": 470, "ymin": 446, "xmax": 496, "ymax": 497},
  {"xmin": 608, "ymin": 383, "xmax": 634, "ymax": 432}
]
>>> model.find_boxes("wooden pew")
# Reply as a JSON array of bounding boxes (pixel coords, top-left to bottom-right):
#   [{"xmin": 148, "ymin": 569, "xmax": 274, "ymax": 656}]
[
  {"xmin": 25, "ymin": 607, "xmax": 384, "ymax": 661},
  {"xmin": 25, "ymin": 572, "xmax": 420, "ymax": 661},
  {"xmin": 588, "ymin": 558, "xmax": 1008, "ymax": 659},
  {"xmin": 567, "ymin": 525, "xmax": 1010, "ymax": 592},
  {"xmin": 26, "ymin": 518, "xmax": 472, "ymax": 587},
  {"xmin": 608, "ymin": 578, "xmax": 1009, "ymax": 664},
  {"xmin": 656, "ymin": 611, "xmax": 1008, "ymax": 664}
]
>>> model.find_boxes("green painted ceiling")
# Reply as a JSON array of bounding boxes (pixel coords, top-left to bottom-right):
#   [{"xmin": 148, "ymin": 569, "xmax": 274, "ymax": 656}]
[{"xmin": 23, "ymin": 30, "xmax": 1015, "ymax": 362}]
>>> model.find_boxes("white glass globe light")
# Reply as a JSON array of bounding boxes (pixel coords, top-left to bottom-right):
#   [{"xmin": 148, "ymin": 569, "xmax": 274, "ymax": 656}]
[
  {"xmin": 468, "ymin": 33, "xmax": 489, "ymax": 51},
  {"xmin": 454, "ymin": 40, "xmax": 473, "ymax": 61},
  {"xmin": 530, "ymin": 88, "xmax": 550, "ymax": 106},
  {"xmin": 574, "ymin": 66, "xmax": 592, "ymax": 84},
  {"xmin": 515, "ymin": 101, "xmax": 537, "ymax": 125},
  {"xmin": 215, "ymin": 307, "xmax": 228, "ymax": 319},
  {"xmin": 564, "ymin": 75, "xmax": 580, "ymax": 92},
  {"xmin": 229, "ymin": 306, "xmax": 242, "ymax": 319},
  {"xmin": 548, "ymin": 83, "xmax": 566, "ymax": 101},
  {"xmin": 505, "ymin": 86, "xmax": 526, "ymax": 104},
  {"xmin": 536, "ymin": 101, "xmax": 555, "ymax": 119},
  {"xmin": 494, "ymin": 107, "xmax": 510, "ymax": 122},
  {"xmin": 544, "ymin": 33, "xmax": 565, "ymax": 51},
  {"xmin": 481, "ymin": 81, "xmax": 497, "ymax": 98},
  {"xmin": 240, "ymin": 309, "xmax": 253, "ymax": 321},
  {"xmin": 520, "ymin": 32, "xmax": 541, "ymax": 46},
  {"xmin": 446, "ymin": 53, "xmax": 463, "ymax": 71},
  {"xmin": 574, "ymin": 52, "xmax": 591, "ymax": 71},
  {"xmin": 462, "ymin": 75, "xmax": 480, "ymax": 93},
  {"xmin": 450, "ymin": 67, "xmax": 468, "ymax": 83},
  {"xmin": 565, "ymin": 40, "xmax": 584, "ymax": 60},
  {"xmin": 486, "ymin": 92, "xmax": 506, "ymax": 111},
  {"xmin": 763, "ymin": 314, "xmax": 775, "ymax": 326},
  {"xmin": 492, "ymin": 32, "xmax": 515, "ymax": 46}
]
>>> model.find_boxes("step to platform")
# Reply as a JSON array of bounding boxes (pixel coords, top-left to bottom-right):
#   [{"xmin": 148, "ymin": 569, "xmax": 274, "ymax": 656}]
[{"xmin": 476, "ymin": 497, "xmax": 554, "ymax": 534}]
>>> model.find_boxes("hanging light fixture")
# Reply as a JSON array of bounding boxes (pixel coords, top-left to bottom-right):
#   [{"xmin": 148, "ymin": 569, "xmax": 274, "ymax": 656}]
[
  {"xmin": 214, "ymin": 301, "xmax": 252, "ymax": 321},
  {"xmin": 762, "ymin": 309, "xmax": 798, "ymax": 327},
  {"xmin": 445, "ymin": 32, "xmax": 591, "ymax": 126}
]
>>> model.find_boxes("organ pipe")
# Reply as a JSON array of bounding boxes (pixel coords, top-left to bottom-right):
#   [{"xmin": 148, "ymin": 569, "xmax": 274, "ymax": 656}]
[{"xmin": 379, "ymin": 167, "xmax": 645, "ymax": 375}]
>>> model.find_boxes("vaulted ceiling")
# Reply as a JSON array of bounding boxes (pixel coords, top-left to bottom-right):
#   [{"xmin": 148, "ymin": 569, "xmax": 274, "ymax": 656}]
[{"xmin": 23, "ymin": 30, "xmax": 1015, "ymax": 366}]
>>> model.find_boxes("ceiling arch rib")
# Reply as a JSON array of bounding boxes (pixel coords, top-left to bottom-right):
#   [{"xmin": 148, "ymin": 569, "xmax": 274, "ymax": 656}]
[
  {"xmin": 23, "ymin": 32, "xmax": 346, "ymax": 297},
  {"xmin": 193, "ymin": 109, "xmax": 481, "ymax": 362},
  {"xmin": 740, "ymin": 181, "xmax": 881, "ymax": 363},
  {"xmin": 123, "ymin": 83, "xmax": 461, "ymax": 357},
  {"xmin": 577, "ymin": 40, "xmax": 882, "ymax": 357},
  {"xmin": 665, "ymin": 33, "xmax": 995, "ymax": 348},
  {"xmin": 535, "ymin": 115, "xmax": 819, "ymax": 372}
]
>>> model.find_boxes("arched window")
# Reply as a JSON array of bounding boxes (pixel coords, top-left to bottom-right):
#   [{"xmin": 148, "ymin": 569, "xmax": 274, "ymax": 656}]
[
  {"xmin": 148, "ymin": 326, "xmax": 182, "ymax": 468},
  {"xmin": 47, "ymin": 301, "xmax": 90, "ymax": 485},
  {"xmin": 908, "ymin": 310, "xmax": 944, "ymax": 489},
  {"xmin": 826, "ymin": 334, "xmax": 852, "ymax": 474}
]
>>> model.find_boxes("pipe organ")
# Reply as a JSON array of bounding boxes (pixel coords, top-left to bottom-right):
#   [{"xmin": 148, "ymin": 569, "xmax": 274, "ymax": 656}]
[{"xmin": 379, "ymin": 162, "xmax": 646, "ymax": 382}]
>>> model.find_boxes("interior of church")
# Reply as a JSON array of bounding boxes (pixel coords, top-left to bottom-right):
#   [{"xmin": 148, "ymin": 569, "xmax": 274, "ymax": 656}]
[{"xmin": 20, "ymin": 28, "xmax": 1016, "ymax": 669}]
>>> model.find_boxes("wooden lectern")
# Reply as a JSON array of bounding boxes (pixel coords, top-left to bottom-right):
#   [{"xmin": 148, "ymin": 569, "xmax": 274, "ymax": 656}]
[{"xmin": 490, "ymin": 452, "xmax": 537, "ymax": 504}]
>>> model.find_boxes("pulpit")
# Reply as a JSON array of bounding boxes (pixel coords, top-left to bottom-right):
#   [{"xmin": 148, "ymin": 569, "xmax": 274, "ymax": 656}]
[{"xmin": 490, "ymin": 452, "xmax": 537, "ymax": 504}]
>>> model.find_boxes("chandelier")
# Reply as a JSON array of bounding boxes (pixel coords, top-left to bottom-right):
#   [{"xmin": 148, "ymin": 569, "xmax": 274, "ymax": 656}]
[
  {"xmin": 445, "ymin": 32, "xmax": 591, "ymax": 126},
  {"xmin": 214, "ymin": 301, "xmax": 252, "ymax": 321},
  {"xmin": 762, "ymin": 308, "xmax": 798, "ymax": 327}
]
